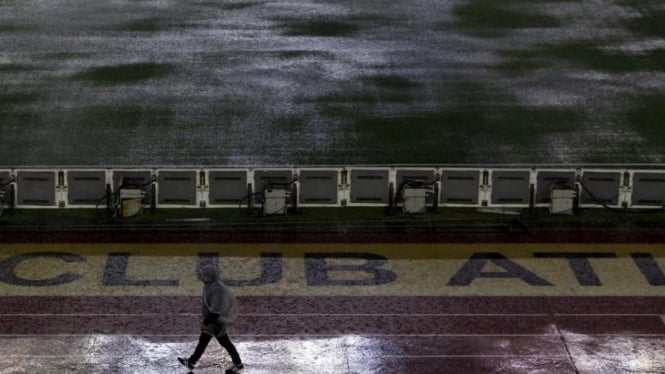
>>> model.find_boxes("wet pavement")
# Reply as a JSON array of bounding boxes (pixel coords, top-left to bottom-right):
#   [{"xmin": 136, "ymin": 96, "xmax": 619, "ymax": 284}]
[
  {"xmin": 1, "ymin": 0, "xmax": 665, "ymax": 165},
  {"xmin": 1, "ymin": 296, "xmax": 664, "ymax": 373},
  {"xmin": 0, "ymin": 241, "xmax": 664, "ymax": 373}
]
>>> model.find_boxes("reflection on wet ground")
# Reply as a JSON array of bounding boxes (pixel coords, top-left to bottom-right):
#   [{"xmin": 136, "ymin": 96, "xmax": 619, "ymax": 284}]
[
  {"xmin": 1, "ymin": 296, "xmax": 665, "ymax": 373},
  {"xmin": 1, "ymin": 0, "xmax": 664, "ymax": 165},
  {"xmin": 1, "ymin": 331, "xmax": 664, "ymax": 373}
]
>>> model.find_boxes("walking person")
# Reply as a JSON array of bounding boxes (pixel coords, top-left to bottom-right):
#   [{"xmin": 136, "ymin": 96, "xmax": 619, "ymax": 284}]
[{"xmin": 178, "ymin": 264, "xmax": 244, "ymax": 373}]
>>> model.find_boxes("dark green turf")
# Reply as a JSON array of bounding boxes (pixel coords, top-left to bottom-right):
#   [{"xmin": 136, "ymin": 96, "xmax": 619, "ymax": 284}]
[
  {"xmin": 277, "ymin": 50, "xmax": 335, "ymax": 59},
  {"xmin": 277, "ymin": 18, "xmax": 359, "ymax": 37},
  {"xmin": 81, "ymin": 106, "xmax": 173, "ymax": 128},
  {"xmin": 270, "ymin": 115, "xmax": 309, "ymax": 133},
  {"xmin": 0, "ymin": 23, "xmax": 35, "ymax": 33},
  {"xmin": 29, "ymin": 106, "xmax": 176, "ymax": 163},
  {"xmin": 498, "ymin": 42, "xmax": 665, "ymax": 75},
  {"xmin": 317, "ymin": 90, "xmax": 416, "ymax": 105},
  {"xmin": 0, "ymin": 63, "xmax": 39, "ymax": 72},
  {"xmin": 335, "ymin": 109, "xmax": 580, "ymax": 163},
  {"xmin": 316, "ymin": 74, "xmax": 420, "ymax": 106},
  {"xmin": 119, "ymin": 17, "xmax": 200, "ymax": 32},
  {"xmin": 221, "ymin": 1, "xmax": 266, "ymax": 11},
  {"xmin": 625, "ymin": 11, "xmax": 665, "ymax": 37},
  {"xmin": 543, "ymin": 43, "xmax": 665, "ymax": 72},
  {"xmin": 496, "ymin": 49, "xmax": 549, "ymax": 75},
  {"xmin": 121, "ymin": 17, "xmax": 168, "ymax": 32},
  {"xmin": 313, "ymin": 81, "xmax": 582, "ymax": 164},
  {"xmin": 0, "ymin": 93, "xmax": 40, "ymax": 107},
  {"xmin": 453, "ymin": 0, "xmax": 561, "ymax": 37},
  {"xmin": 41, "ymin": 52, "xmax": 90, "ymax": 60},
  {"xmin": 360, "ymin": 75, "xmax": 421, "ymax": 90},
  {"xmin": 625, "ymin": 94, "xmax": 665, "ymax": 146},
  {"xmin": 72, "ymin": 63, "xmax": 174, "ymax": 84}
]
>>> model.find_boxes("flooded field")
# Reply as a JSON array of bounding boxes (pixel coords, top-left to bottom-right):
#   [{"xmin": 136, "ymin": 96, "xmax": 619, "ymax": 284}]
[{"xmin": 1, "ymin": 0, "xmax": 664, "ymax": 165}]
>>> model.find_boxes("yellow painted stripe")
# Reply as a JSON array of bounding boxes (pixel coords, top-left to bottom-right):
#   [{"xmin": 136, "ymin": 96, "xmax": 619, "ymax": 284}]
[{"xmin": 0, "ymin": 243, "xmax": 663, "ymax": 297}]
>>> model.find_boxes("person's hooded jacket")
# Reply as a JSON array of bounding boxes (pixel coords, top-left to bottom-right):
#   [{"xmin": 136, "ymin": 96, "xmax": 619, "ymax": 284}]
[{"xmin": 198, "ymin": 264, "xmax": 238, "ymax": 336}]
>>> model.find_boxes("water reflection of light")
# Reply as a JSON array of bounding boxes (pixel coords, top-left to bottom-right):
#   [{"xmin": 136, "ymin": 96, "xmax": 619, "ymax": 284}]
[
  {"xmin": 78, "ymin": 334, "xmax": 380, "ymax": 373},
  {"xmin": 560, "ymin": 332, "xmax": 665, "ymax": 374},
  {"xmin": 11, "ymin": 333, "xmax": 662, "ymax": 373}
]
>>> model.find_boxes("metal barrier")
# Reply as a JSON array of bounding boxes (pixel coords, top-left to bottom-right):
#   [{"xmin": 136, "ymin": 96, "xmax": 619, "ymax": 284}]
[{"xmin": 2, "ymin": 166, "xmax": 664, "ymax": 210}]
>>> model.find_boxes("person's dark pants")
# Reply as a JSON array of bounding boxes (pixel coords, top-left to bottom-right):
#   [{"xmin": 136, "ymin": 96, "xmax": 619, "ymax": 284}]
[{"xmin": 189, "ymin": 332, "xmax": 242, "ymax": 365}]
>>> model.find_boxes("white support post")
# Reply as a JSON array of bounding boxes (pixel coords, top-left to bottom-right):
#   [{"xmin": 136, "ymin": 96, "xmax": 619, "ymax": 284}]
[
  {"xmin": 480, "ymin": 169, "xmax": 490, "ymax": 207},
  {"xmin": 434, "ymin": 167, "xmax": 442, "ymax": 208},
  {"xmin": 389, "ymin": 167, "xmax": 397, "ymax": 207},
  {"xmin": 105, "ymin": 169, "xmax": 113, "ymax": 190},
  {"xmin": 198, "ymin": 169, "xmax": 209, "ymax": 208},
  {"xmin": 388, "ymin": 167, "xmax": 397, "ymax": 188},
  {"xmin": 292, "ymin": 167, "xmax": 300, "ymax": 206},
  {"xmin": 246, "ymin": 169, "xmax": 255, "ymax": 208},
  {"xmin": 56, "ymin": 170, "xmax": 67, "ymax": 208},
  {"xmin": 621, "ymin": 169, "xmax": 632, "ymax": 208},
  {"xmin": 338, "ymin": 168, "xmax": 350, "ymax": 207}
]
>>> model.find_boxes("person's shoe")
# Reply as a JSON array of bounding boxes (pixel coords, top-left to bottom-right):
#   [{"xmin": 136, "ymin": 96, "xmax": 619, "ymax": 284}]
[
  {"xmin": 178, "ymin": 357, "xmax": 195, "ymax": 370},
  {"xmin": 225, "ymin": 363, "xmax": 244, "ymax": 373}
]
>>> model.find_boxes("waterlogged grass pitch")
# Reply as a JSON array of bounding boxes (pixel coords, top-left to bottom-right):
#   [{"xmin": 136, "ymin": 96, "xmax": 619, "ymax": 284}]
[{"xmin": 0, "ymin": 0, "xmax": 664, "ymax": 165}]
